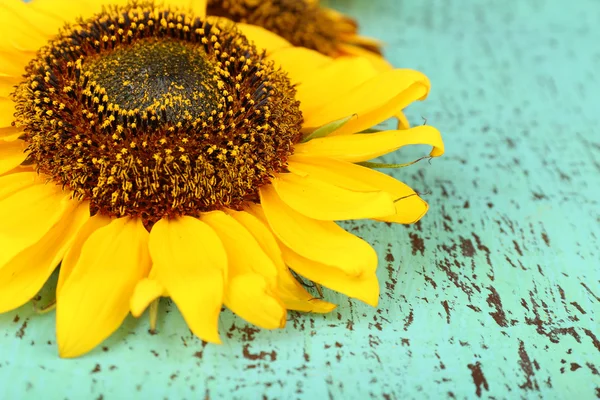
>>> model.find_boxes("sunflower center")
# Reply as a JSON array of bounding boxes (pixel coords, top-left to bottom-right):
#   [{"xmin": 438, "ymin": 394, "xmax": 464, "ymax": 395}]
[
  {"xmin": 84, "ymin": 38, "xmax": 220, "ymax": 121},
  {"xmin": 12, "ymin": 2, "xmax": 303, "ymax": 223},
  {"xmin": 207, "ymin": 0, "xmax": 343, "ymax": 56}
]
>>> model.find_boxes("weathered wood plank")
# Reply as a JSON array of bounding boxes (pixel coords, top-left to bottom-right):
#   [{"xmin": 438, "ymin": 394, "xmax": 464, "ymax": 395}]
[{"xmin": 0, "ymin": 0, "xmax": 598, "ymax": 398}]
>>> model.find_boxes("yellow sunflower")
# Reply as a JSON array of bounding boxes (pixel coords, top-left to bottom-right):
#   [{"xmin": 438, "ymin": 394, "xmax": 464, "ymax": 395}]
[
  {"xmin": 0, "ymin": 0, "xmax": 444, "ymax": 358},
  {"xmin": 206, "ymin": 0, "xmax": 390, "ymax": 70}
]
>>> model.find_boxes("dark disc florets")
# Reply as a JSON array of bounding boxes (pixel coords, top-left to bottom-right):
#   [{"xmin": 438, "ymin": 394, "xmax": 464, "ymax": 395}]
[
  {"xmin": 12, "ymin": 1, "xmax": 303, "ymax": 223},
  {"xmin": 207, "ymin": 0, "xmax": 367, "ymax": 56}
]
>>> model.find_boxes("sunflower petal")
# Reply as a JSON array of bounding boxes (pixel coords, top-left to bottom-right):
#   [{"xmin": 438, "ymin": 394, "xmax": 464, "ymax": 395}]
[
  {"xmin": 29, "ymin": 0, "xmax": 128, "ymax": 31},
  {"xmin": 0, "ymin": 199, "xmax": 89, "ymax": 313},
  {"xmin": 296, "ymin": 57, "xmax": 378, "ymax": 116},
  {"xmin": 160, "ymin": 0, "xmax": 207, "ymax": 17},
  {"xmin": 130, "ymin": 277, "xmax": 166, "ymax": 318},
  {"xmin": 57, "ymin": 218, "xmax": 151, "ymax": 358},
  {"xmin": 149, "ymin": 216, "xmax": 227, "ymax": 344},
  {"xmin": 228, "ymin": 210, "xmax": 336, "ymax": 313},
  {"xmin": 0, "ymin": 171, "xmax": 39, "ymax": 200},
  {"xmin": 0, "ymin": 1, "xmax": 52, "ymax": 53},
  {"xmin": 338, "ymin": 43, "xmax": 394, "ymax": 72},
  {"xmin": 254, "ymin": 187, "xmax": 378, "ymax": 276},
  {"xmin": 294, "ymin": 125, "xmax": 444, "ymax": 162},
  {"xmin": 201, "ymin": 211, "xmax": 286, "ymax": 328},
  {"xmin": 57, "ymin": 214, "xmax": 112, "ymax": 293},
  {"xmin": 226, "ymin": 274, "xmax": 287, "ymax": 329},
  {"xmin": 0, "ymin": 182, "xmax": 70, "ymax": 267},
  {"xmin": 0, "ymin": 138, "xmax": 26, "ymax": 174},
  {"xmin": 267, "ymin": 47, "xmax": 332, "ymax": 86},
  {"xmin": 302, "ymin": 69, "xmax": 430, "ymax": 134},
  {"xmin": 287, "ymin": 155, "xmax": 429, "ymax": 224},
  {"xmin": 271, "ymin": 172, "xmax": 396, "ymax": 220},
  {"xmin": 280, "ymin": 243, "xmax": 380, "ymax": 307},
  {"xmin": 234, "ymin": 23, "xmax": 291, "ymax": 54},
  {"xmin": 0, "ymin": 98, "xmax": 17, "ymax": 129},
  {"xmin": 201, "ymin": 211, "xmax": 277, "ymax": 282},
  {"xmin": 1, "ymin": 77, "xmax": 19, "ymax": 98},
  {"xmin": 0, "ymin": 126, "xmax": 21, "ymax": 139}
]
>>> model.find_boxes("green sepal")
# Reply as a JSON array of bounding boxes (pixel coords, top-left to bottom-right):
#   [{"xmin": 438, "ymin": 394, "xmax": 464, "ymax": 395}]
[
  {"xmin": 358, "ymin": 128, "xmax": 384, "ymax": 134},
  {"xmin": 301, "ymin": 114, "xmax": 356, "ymax": 143},
  {"xmin": 356, "ymin": 156, "xmax": 430, "ymax": 169}
]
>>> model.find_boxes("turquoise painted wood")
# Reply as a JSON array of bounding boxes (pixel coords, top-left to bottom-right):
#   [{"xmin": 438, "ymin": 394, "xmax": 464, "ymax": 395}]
[{"xmin": 1, "ymin": 0, "xmax": 599, "ymax": 398}]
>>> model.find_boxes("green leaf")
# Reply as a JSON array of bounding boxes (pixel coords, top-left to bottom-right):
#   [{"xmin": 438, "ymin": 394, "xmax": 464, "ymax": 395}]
[
  {"xmin": 356, "ymin": 157, "xmax": 430, "ymax": 169},
  {"xmin": 301, "ymin": 114, "xmax": 356, "ymax": 143},
  {"xmin": 358, "ymin": 128, "xmax": 385, "ymax": 134}
]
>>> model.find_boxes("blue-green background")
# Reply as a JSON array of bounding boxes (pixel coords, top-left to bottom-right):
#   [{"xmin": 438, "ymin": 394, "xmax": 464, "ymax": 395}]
[{"xmin": 1, "ymin": 0, "xmax": 598, "ymax": 398}]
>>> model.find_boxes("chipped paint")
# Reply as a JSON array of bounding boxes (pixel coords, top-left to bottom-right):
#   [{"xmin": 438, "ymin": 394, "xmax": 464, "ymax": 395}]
[{"xmin": 0, "ymin": 0, "xmax": 599, "ymax": 398}]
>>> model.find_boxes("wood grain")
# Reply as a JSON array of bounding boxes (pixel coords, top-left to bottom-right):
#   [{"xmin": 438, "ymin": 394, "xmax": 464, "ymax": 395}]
[{"xmin": 0, "ymin": 0, "xmax": 598, "ymax": 398}]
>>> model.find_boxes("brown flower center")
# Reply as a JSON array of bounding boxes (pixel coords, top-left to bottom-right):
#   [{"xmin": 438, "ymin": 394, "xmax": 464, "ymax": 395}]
[
  {"xmin": 207, "ymin": 0, "xmax": 352, "ymax": 56},
  {"xmin": 12, "ymin": 2, "xmax": 303, "ymax": 224}
]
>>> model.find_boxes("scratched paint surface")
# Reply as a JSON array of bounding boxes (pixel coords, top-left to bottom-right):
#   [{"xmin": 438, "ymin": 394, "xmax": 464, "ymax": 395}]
[{"xmin": 1, "ymin": 0, "xmax": 599, "ymax": 398}]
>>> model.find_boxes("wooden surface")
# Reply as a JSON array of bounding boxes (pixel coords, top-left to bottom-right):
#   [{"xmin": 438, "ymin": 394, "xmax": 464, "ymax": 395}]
[{"xmin": 1, "ymin": 0, "xmax": 599, "ymax": 398}]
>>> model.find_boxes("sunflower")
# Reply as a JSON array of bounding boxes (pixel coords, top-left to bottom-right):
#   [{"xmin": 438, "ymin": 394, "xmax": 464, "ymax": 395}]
[
  {"xmin": 206, "ymin": 0, "xmax": 390, "ymax": 70},
  {"xmin": 0, "ymin": 0, "xmax": 444, "ymax": 358}
]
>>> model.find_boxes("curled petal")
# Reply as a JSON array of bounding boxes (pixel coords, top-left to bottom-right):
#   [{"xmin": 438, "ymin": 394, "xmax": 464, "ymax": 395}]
[
  {"xmin": 202, "ymin": 211, "xmax": 286, "ymax": 328},
  {"xmin": 303, "ymin": 69, "xmax": 430, "ymax": 134},
  {"xmin": 254, "ymin": 186, "xmax": 378, "ymax": 276},
  {"xmin": 288, "ymin": 155, "xmax": 429, "ymax": 224},
  {"xmin": 280, "ymin": 243, "xmax": 380, "ymax": 307},
  {"xmin": 294, "ymin": 125, "xmax": 444, "ymax": 162},
  {"xmin": 271, "ymin": 172, "xmax": 396, "ymax": 220},
  {"xmin": 228, "ymin": 209, "xmax": 336, "ymax": 313}
]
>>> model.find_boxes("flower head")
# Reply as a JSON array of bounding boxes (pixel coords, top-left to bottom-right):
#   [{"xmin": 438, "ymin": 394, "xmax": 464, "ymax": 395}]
[
  {"xmin": 206, "ymin": 0, "xmax": 390, "ymax": 70},
  {"xmin": 0, "ymin": 0, "xmax": 444, "ymax": 357}
]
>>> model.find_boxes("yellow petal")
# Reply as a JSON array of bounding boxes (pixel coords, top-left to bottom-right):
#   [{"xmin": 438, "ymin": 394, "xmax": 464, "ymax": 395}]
[
  {"xmin": 280, "ymin": 243, "xmax": 380, "ymax": 307},
  {"xmin": 0, "ymin": 125, "xmax": 21, "ymax": 139},
  {"xmin": 226, "ymin": 274, "xmax": 287, "ymax": 329},
  {"xmin": 201, "ymin": 211, "xmax": 277, "ymax": 284},
  {"xmin": 163, "ymin": 0, "xmax": 207, "ymax": 18},
  {"xmin": 0, "ymin": 171, "xmax": 39, "ymax": 201},
  {"xmin": 267, "ymin": 47, "xmax": 332, "ymax": 86},
  {"xmin": 0, "ymin": 98, "xmax": 17, "ymax": 129},
  {"xmin": 1, "ymin": 77, "xmax": 20, "ymax": 98},
  {"xmin": 296, "ymin": 57, "xmax": 378, "ymax": 116},
  {"xmin": 288, "ymin": 155, "xmax": 429, "ymax": 224},
  {"xmin": 130, "ymin": 277, "xmax": 166, "ymax": 318},
  {"xmin": 294, "ymin": 125, "xmax": 444, "ymax": 162},
  {"xmin": 57, "ymin": 214, "xmax": 111, "ymax": 293},
  {"xmin": 271, "ymin": 172, "xmax": 396, "ymax": 220},
  {"xmin": 254, "ymin": 188, "xmax": 378, "ymax": 276},
  {"xmin": 0, "ymin": 182, "xmax": 70, "ymax": 267},
  {"xmin": 56, "ymin": 217, "xmax": 151, "ymax": 358},
  {"xmin": 26, "ymin": 0, "xmax": 128, "ymax": 33},
  {"xmin": 228, "ymin": 209, "xmax": 336, "ymax": 313},
  {"xmin": 302, "ymin": 69, "xmax": 430, "ymax": 134},
  {"xmin": 0, "ymin": 1, "xmax": 52, "ymax": 53},
  {"xmin": 234, "ymin": 22, "xmax": 292, "ymax": 54},
  {"xmin": 201, "ymin": 211, "xmax": 286, "ymax": 328},
  {"xmin": 2, "ymin": 0, "xmax": 64, "ymax": 38},
  {"xmin": 339, "ymin": 36, "xmax": 386, "ymax": 61},
  {"xmin": 0, "ymin": 199, "xmax": 89, "ymax": 313},
  {"xmin": 149, "ymin": 216, "xmax": 227, "ymax": 344},
  {"xmin": 0, "ymin": 138, "xmax": 26, "ymax": 174}
]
